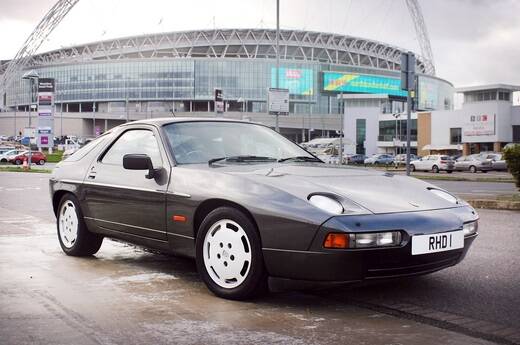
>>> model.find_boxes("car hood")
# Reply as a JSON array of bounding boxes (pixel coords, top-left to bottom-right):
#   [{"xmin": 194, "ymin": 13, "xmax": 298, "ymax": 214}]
[{"xmin": 211, "ymin": 163, "xmax": 461, "ymax": 214}]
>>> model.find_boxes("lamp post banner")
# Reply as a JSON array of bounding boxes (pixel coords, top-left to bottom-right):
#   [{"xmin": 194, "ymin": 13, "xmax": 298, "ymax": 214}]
[{"xmin": 37, "ymin": 78, "xmax": 55, "ymax": 148}]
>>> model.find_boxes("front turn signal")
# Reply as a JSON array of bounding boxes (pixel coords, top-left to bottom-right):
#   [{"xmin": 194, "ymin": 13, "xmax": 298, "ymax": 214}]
[{"xmin": 323, "ymin": 233, "xmax": 350, "ymax": 249}]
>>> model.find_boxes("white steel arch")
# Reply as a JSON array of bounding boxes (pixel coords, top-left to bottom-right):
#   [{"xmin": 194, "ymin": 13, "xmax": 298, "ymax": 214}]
[
  {"xmin": 405, "ymin": 0, "xmax": 435, "ymax": 75},
  {"xmin": 0, "ymin": 0, "xmax": 80, "ymax": 107}
]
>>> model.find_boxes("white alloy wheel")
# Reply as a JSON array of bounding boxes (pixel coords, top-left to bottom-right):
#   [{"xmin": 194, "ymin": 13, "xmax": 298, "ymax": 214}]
[
  {"xmin": 203, "ymin": 219, "xmax": 252, "ymax": 289},
  {"xmin": 59, "ymin": 200, "xmax": 79, "ymax": 248}
]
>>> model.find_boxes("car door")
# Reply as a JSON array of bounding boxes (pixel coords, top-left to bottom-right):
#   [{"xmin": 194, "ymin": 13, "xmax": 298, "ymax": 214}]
[
  {"xmin": 416, "ymin": 156, "xmax": 428, "ymax": 170},
  {"xmin": 455, "ymin": 156, "xmax": 466, "ymax": 171},
  {"xmin": 82, "ymin": 126, "xmax": 170, "ymax": 242}
]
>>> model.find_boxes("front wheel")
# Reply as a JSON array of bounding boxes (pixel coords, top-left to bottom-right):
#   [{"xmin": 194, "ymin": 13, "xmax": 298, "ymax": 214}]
[
  {"xmin": 469, "ymin": 165, "xmax": 477, "ymax": 173},
  {"xmin": 38, "ymin": 159, "xmax": 45, "ymax": 165},
  {"xmin": 196, "ymin": 207, "xmax": 267, "ymax": 300},
  {"xmin": 432, "ymin": 165, "xmax": 439, "ymax": 173},
  {"xmin": 410, "ymin": 164, "xmax": 416, "ymax": 172},
  {"xmin": 57, "ymin": 194, "xmax": 103, "ymax": 256}
]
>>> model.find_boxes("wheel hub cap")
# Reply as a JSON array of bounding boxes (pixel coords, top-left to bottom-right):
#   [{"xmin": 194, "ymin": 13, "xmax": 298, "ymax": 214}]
[
  {"xmin": 203, "ymin": 219, "xmax": 252, "ymax": 289},
  {"xmin": 58, "ymin": 200, "xmax": 78, "ymax": 249}
]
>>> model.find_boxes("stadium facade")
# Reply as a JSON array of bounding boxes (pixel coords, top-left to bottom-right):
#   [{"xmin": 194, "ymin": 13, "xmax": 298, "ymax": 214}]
[{"xmin": 0, "ymin": 28, "xmax": 454, "ymax": 144}]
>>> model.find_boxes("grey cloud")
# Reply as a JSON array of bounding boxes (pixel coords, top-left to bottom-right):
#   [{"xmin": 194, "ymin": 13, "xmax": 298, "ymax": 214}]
[{"xmin": 0, "ymin": 0, "xmax": 56, "ymax": 21}]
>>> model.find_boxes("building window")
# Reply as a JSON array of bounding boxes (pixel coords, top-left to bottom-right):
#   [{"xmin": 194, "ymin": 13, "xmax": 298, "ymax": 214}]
[
  {"xmin": 450, "ymin": 128, "xmax": 462, "ymax": 144},
  {"xmin": 499, "ymin": 91, "xmax": 510, "ymax": 101},
  {"xmin": 356, "ymin": 119, "xmax": 366, "ymax": 155},
  {"xmin": 513, "ymin": 126, "xmax": 520, "ymax": 143}
]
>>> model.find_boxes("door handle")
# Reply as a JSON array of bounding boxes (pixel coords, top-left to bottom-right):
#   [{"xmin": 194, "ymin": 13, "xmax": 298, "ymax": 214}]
[{"xmin": 88, "ymin": 171, "xmax": 97, "ymax": 179}]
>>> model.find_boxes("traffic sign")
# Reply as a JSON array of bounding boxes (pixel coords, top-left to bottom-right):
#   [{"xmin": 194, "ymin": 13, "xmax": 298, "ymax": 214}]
[{"xmin": 268, "ymin": 88, "xmax": 289, "ymax": 116}]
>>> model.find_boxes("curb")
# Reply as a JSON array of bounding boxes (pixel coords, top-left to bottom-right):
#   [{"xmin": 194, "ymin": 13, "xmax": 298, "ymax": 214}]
[{"xmin": 467, "ymin": 199, "xmax": 520, "ymax": 211}]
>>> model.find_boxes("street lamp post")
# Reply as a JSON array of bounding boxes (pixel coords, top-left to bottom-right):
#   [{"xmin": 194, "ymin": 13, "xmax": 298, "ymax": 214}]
[
  {"xmin": 22, "ymin": 70, "xmax": 39, "ymax": 170},
  {"xmin": 275, "ymin": 0, "xmax": 280, "ymax": 132}
]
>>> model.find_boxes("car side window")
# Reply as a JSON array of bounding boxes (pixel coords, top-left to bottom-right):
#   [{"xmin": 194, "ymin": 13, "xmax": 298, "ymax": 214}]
[{"xmin": 101, "ymin": 129, "xmax": 162, "ymax": 167}]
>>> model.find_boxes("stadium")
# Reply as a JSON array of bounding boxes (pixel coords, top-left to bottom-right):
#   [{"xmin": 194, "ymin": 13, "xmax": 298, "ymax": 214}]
[{"xmin": 0, "ymin": 28, "xmax": 454, "ymax": 142}]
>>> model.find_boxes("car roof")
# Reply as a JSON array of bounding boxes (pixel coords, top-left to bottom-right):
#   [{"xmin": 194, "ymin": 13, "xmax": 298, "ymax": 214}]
[{"xmin": 121, "ymin": 117, "xmax": 260, "ymax": 128}]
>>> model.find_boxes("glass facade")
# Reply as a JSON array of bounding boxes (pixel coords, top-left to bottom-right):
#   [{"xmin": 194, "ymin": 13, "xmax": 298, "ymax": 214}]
[
  {"xmin": 356, "ymin": 119, "xmax": 366, "ymax": 155},
  {"xmin": 7, "ymin": 58, "xmax": 453, "ymax": 115},
  {"xmin": 378, "ymin": 119, "xmax": 417, "ymax": 142}
]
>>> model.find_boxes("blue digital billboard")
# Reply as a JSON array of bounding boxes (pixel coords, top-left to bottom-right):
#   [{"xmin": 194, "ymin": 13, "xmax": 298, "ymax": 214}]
[
  {"xmin": 271, "ymin": 68, "xmax": 313, "ymax": 95},
  {"xmin": 322, "ymin": 71, "xmax": 407, "ymax": 97}
]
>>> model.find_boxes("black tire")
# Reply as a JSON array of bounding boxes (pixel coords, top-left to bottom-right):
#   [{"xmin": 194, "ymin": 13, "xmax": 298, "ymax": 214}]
[
  {"xmin": 196, "ymin": 206, "xmax": 267, "ymax": 300},
  {"xmin": 447, "ymin": 170, "xmax": 453, "ymax": 174},
  {"xmin": 57, "ymin": 194, "xmax": 103, "ymax": 256},
  {"xmin": 432, "ymin": 165, "xmax": 439, "ymax": 173},
  {"xmin": 410, "ymin": 164, "xmax": 416, "ymax": 172},
  {"xmin": 38, "ymin": 159, "xmax": 45, "ymax": 165},
  {"xmin": 482, "ymin": 170, "xmax": 487, "ymax": 173},
  {"xmin": 15, "ymin": 159, "xmax": 22, "ymax": 165},
  {"xmin": 469, "ymin": 165, "xmax": 477, "ymax": 173}
]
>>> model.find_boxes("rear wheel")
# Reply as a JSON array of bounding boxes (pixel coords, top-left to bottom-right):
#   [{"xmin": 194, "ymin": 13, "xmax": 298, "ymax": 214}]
[
  {"xmin": 447, "ymin": 170, "xmax": 453, "ymax": 174},
  {"xmin": 469, "ymin": 165, "xmax": 477, "ymax": 173},
  {"xmin": 196, "ymin": 207, "xmax": 267, "ymax": 300},
  {"xmin": 38, "ymin": 159, "xmax": 45, "ymax": 165},
  {"xmin": 410, "ymin": 164, "xmax": 416, "ymax": 172},
  {"xmin": 57, "ymin": 194, "xmax": 103, "ymax": 256},
  {"xmin": 15, "ymin": 159, "xmax": 22, "ymax": 165},
  {"xmin": 432, "ymin": 165, "xmax": 439, "ymax": 173}
]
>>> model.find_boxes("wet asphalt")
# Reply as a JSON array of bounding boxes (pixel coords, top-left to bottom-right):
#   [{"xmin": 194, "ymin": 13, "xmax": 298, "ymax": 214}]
[{"xmin": 0, "ymin": 172, "xmax": 519, "ymax": 345}]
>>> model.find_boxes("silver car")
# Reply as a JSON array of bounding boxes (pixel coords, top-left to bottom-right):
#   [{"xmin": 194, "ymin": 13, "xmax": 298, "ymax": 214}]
[
  {"xmin": 480, "ymin": 153, "xmax": 507, "ymax": 171},
  {"xmin": 454, "ymin": 155, "xmax": 493, "ymax": 173}
]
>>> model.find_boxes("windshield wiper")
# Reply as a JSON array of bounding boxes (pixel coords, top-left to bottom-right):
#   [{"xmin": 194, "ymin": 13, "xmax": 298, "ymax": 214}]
[
  {"xmin": 278, "ymin": 156, "xmax": 323, "ymax": 163},
  {"xmin": 208, "ymin": 155, "xmax": 277, "ymax": 165}
]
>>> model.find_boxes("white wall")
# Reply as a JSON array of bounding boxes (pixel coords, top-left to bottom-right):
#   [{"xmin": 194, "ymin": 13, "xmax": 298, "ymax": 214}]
[
  {"xmin": 343, "ymin": 105, "xmax": 381, "ymax": 156},
  {"xmin": 431, "ymin": 100, "xmax": 515, "ymax": 146}
]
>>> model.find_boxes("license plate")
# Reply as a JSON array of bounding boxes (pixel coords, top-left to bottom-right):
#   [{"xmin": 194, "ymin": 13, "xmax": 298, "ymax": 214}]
[{"xmin": 411, "ymin": 230, "xmax": 464, "ymax": 255}]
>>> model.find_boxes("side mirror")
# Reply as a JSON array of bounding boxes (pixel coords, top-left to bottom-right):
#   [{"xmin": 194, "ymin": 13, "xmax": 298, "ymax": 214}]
[{"xmin": 123, "ymin": 154, "xmax": 156, "ymax": 179}]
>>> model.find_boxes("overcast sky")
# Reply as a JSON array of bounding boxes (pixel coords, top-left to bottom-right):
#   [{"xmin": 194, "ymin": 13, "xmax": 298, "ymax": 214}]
[{"xmin": 1, "ymin": 0, "xmax": 519, "ymax": 89}]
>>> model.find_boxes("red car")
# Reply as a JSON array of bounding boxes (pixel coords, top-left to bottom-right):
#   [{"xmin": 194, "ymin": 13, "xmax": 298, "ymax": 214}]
[{"xmin": 10, "ymin": 151, "xmax": 47, "ymax": 165}]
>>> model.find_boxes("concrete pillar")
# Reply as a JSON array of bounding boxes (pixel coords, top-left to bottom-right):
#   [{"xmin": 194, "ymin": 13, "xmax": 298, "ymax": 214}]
[
  {"xmin": 79, "ymin": 103, "xmax": 82, "ymax": 113},
  {"xmin": 104, "ymin": 119, "xmax": 108, "ymax": 132},
  {"xmin": 462, "ymin": 143, "xmax": 470, "ymax": 156},
  {"xmin": 493, "ymin": 142, "xmax": 502, "ymax": 152},
  {"xmin": 208, "ymin": 101, "xmax": 210, "ymax": 112},
  {"xmin": 190, "ymin": 101, "xmax": 192, "ymax": 112},
  {"xmin": 66, "ymin": 103, "xmax": 69, "ymax": 112}
]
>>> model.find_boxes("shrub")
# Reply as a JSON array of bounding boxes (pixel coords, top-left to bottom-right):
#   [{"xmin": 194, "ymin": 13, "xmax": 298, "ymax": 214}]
[{"xmin": 503, "ymin": 144, "xmax": 520, "ymax": 189}]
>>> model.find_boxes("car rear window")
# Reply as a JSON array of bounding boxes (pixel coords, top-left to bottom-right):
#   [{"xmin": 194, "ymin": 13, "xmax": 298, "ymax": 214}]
[{"xmin": 440, "ymin": 156, "xmax": 450, "ymax": 160}]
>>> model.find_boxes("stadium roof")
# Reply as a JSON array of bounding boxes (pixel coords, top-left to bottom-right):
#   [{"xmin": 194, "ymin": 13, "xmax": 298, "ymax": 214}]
[{"xmin": 3, "ymin": 28, "xmax": 427, "ymax": 74}]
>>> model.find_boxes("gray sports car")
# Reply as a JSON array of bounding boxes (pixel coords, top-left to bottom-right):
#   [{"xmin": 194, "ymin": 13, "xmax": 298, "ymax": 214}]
[{"xmin": 50, "ymin": 118, "xmax": 478, "ymax": 300}]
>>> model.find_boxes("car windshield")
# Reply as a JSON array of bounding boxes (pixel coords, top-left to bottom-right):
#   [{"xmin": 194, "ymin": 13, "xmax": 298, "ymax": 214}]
[{"xmin": 163, "ymin": 121, "xmax": 314, "ymax": 164}]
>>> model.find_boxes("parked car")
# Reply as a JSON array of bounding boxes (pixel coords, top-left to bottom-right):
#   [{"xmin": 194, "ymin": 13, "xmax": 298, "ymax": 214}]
[
  {"xmin": 347, "ymin": 154, "xmax": 366, "ymax": 164},
  {"xmin": 479, "ymin": 153, "xmax": 507, "ymax": 171},
  {"xmin": 0, "ymin": 149, "xmax": 26, "ymax": 163},
  {"xmin": 50, "ymin": 119, "xmax": 478, "ymax": 300},
  {"xmin": 410, "ymin": 155, "xmax": 454, "ymax": 173},
  {"xmin": 394, "ymin": 153, "xmax": 418, "ymax": 165},
  {"xmin": 9, "ymin": 151, "xmax": 47, "ymax": 165},
  {"xmin": 0, "ymin": 146, "xmax": 16, "ymax": 155},
  {"xmin": 364, "ymin": 154, "xmax": 394, "ymax": 165},
  {"xmin": 454, "ymin": 155, "xmax": 492, "ymax": 173}
]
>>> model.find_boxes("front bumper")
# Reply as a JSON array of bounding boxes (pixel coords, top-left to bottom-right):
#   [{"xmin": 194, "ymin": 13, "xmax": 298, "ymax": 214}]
[{"xmin": 263, "ymin": 206, "xmax": 478, "ymax": 282}]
